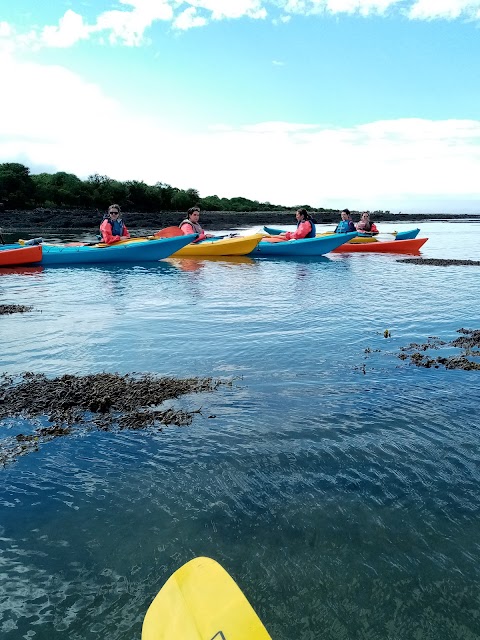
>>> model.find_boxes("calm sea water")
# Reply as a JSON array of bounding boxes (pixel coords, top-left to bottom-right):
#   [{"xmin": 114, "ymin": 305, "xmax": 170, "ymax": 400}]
[{"xmin": 1, "ymin": 222, "xmax": 479, "ymax": 639}]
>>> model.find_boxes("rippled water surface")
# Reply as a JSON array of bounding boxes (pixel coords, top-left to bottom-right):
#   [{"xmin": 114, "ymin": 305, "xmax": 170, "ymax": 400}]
[{"xmin": 1, "ymin": 222, "xmax": 480, "ymax": 639}]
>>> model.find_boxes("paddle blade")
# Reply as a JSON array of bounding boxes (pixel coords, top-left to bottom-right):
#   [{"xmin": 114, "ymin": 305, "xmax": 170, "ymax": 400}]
[
  {"xmin": 142, "ymin": 557, "xmax": 272, "ymax": 640},
  {"xmin": 154, "ymin": 227, "xmax": 184, "ymax": 239}
]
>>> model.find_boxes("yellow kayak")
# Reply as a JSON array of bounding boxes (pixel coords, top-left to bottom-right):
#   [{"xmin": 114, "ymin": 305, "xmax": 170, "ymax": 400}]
[
  {"xmin": 142, "ymin": 557, "xmax": 272, "ymax": 640},
  {"xmin": 317, "ymin": 232, "xmax": 377, "ymax": 244},
  {"xmin": 172, "ymin": 234, "xmax": 263, "ymax": 257},
  {"xmin": 64, "ymin": 233, "xmax": 263, "ymax": 256}
]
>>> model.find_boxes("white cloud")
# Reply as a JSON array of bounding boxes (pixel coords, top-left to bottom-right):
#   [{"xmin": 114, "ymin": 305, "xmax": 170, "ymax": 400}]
[
  {"xmin": 281, "ymin": 0, "xmax": 402, "ymax": 17},
  {"xmin": 41, "ymin": 10, "xmax": 90, "ymax": 48},
  {"xmin": 173, "ymin": 7, "xmax": 208, "ymax": 30},
  {"xmin": 92, "ymin": 0, "xmax": 173, "ymax": 46},
  {"xmin": 408, "ymin": 0, "xmax": 480, "ymax": 20},
  {"xmin": 0, "ymin": 21, "xmax": 13, "ymax": 37},
  {"xmin": 2, "ymin": 1, "xmax": 480, "ymax": 53},
  {"xmin": 189, "ymin": 0, "xmax": 267, "ymax": 20},
  {"xmin": 1, "ymin": 56, "xmax": 479, "ymax": 213}
]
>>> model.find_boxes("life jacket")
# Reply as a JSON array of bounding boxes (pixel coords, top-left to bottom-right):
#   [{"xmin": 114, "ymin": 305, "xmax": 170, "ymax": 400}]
[
  {"xmin": 179, "ymin": 219, "xmax": 203, "ymax": 234},
  {"xmin": 105, "ymin": 217, "xmax": 126, "ymax": 236},
  {"xmin": 357, "ymin": 219, "xmax": 372, "ymax": 231},
  {"xmin": 335, "ymin": 220, "xmax": 350, "ymax": 233},
  {"xmin": 298, "ymin": 219, "xmax": 316, "ymax": 238}
]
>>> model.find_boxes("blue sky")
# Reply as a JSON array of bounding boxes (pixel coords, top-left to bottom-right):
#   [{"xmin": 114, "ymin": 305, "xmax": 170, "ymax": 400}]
[{"xmin": 1, "ymin": 1, "xmax": 479, "ymax": 212}]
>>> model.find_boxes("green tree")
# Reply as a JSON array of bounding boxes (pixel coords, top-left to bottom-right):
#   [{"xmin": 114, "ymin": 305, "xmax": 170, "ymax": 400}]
[
  {"xmin": 86, "ymin": 174, "xmax": 127, "ymax": 209},
  {"xmin": 0, "ymin": 162, "xmax": 35, "ymax": 208},
  {"xmin": 33, "ymin": 171, "xmax": 89, "ymax": 207},
  {"xmin": 170, "ymin": 188, "xmax": 200, "ymax": 211}
]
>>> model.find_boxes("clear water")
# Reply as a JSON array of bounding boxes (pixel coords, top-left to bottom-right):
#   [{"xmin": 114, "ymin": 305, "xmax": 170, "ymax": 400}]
[{"xmin": 1, "ymin": 222, "xmax": 479, "ymax": 639}]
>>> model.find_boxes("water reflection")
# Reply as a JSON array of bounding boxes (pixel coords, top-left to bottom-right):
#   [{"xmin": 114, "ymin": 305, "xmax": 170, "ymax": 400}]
[
  {"xmin": 167, "ymin": 255, "xmax": 256, "ymax": 271},
  {"xmin": 0, "ymin": 266, "xmax": 44, "ymax": 277}
]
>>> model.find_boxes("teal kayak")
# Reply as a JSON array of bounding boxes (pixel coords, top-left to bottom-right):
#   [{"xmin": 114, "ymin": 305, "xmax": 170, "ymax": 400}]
[
  {"xmin": 395, "ymin": 228, "xmax": 420, "ymax": 240},
  {"xmin": 250, "ymin": 232, "xmax": 358, "ymax": 256},
  {"xmin": 264, "ymin": 226, "xmax": 420, "ymax": 241},
  {"xmin": 19, "ymin": 234, "xmax": 198, "ymax": 266}
]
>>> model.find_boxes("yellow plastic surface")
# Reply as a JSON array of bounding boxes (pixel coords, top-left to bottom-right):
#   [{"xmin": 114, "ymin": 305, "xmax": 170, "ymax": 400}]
[
  {"xmin": 142, "ymin": 557, "xmax": 272, "ymax": 640},
  {"xmin": 317, "ymin": 232, "xmax": 377, "ymax": 244},
  {"xmin": 172, "ymin": 234, "xmax": 263, "ymax": 257}
]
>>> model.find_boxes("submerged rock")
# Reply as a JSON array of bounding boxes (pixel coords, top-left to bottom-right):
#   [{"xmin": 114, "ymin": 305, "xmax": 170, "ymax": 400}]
[{"xmin": 0, "ymin": 371, "xmax": 227, "ymax": 466}]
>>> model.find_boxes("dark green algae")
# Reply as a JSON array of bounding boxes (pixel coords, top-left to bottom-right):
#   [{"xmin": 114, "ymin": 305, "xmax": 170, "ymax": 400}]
[
  {"xmin": 398, "ymin": 329, "xmax": 480, "ymax": 370},
  {"xmin": 358, "ymin": 328, "xmax": 480, "ymax": 374},
  {"xmin": 0, "ymin": 371, "xmax": 228, "ymax": 466},
  {"xmin": 397, "ymin": 258, "xmax": 480, "ymax": 267},
  {"xmin": 0, "ymin": 304, "xmax": 33, "ymax": 315}
]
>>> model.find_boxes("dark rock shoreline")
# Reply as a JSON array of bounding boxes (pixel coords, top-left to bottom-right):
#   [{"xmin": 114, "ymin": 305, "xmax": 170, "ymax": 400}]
[{"xmin": 1, "ymin": 208, "xmax": 480, "ymax": 232}]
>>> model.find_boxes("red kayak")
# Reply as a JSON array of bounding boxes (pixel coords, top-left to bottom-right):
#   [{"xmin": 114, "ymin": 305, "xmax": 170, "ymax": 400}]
[
  {"xmin": 333, "ymin": 237, "xmax": 428, "ymax": 253},
  {"xmin": 0, "ymin": 245, "xmax": 42, "ymax": 266}
]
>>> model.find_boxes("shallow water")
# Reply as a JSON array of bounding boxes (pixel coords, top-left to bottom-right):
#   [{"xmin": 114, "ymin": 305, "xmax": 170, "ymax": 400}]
[{"xmin": 1, "ymin": 222, "xmax": 480, "ymax": 639}]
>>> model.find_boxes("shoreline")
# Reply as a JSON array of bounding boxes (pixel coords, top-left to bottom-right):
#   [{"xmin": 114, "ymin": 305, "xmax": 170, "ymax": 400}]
[{"xmin": 1, "ymin": 208, "xmax": 480, "ymax": 232}]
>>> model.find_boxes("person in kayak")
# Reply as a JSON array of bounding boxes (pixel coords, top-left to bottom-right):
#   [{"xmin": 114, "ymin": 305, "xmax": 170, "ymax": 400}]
[
  {"xmin": 335, "ymin": 209, "xmax": 356, "ymax": 233},
  {"xmin": 179, "ymin": 207, "xmax": 214, "ymax": 243},
  {"xmin": 356, "ymin": 211, "xmax": 379, "ymax": 234},
  {"xmin": 100, "ymin": 204, "xmax": 130, "ymax": 244},
  {"xmin": 274, "ymin": 209, "xmax": 316, "ymax": 241}
]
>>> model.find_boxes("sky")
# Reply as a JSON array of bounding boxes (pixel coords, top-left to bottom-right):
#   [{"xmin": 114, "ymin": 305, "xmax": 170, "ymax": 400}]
[{"xmin": 1, "ymin": 1, "xmax": 480, "ymax": 213}]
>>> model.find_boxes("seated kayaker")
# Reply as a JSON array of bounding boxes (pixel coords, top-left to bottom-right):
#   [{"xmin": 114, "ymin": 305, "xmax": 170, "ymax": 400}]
[
  {"xmin": 100, "ymin": 204, "xmax": 130, "ymax": 244},
  {"xmin": 356, "ymin": 211, "xmax": 378, "ymax": 234},
  {"xmin": 271, "ymin": 209, "xmax": 316, "ymax": 241},
  {"xmin": 179, "ymin": 207, "xmax": 214, "ymax": 243},
  {"xmin": 335, "ymin": 208, "xmax": 356, "ymax": 233}
]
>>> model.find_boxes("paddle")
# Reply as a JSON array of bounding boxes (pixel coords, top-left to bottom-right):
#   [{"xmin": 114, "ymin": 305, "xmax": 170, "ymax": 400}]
[{"xmin": 142, "ymin": 557, "xmax": 272, "ymax": 640}]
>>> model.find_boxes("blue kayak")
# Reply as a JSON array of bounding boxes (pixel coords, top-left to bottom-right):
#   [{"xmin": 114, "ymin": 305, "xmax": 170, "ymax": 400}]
[
  {"xmin": 265, "ymin": 225, "xmax": 420, "ymax": 242},
  {"xmin": 395, "ymin": 228, "xmax": 420, "ymax": 240},
  {"xmin": 250, "ymin": 232, "xmax": 358, "ymax": 256},
  {"xmin": 5, "ymin": 234, "xmax": 198, "ymax": 266}
]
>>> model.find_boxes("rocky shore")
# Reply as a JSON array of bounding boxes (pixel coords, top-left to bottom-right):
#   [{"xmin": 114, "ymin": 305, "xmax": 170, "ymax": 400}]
[{"xmin": 1, "ymin": 208, "xmax": 479, "ymax": 232}]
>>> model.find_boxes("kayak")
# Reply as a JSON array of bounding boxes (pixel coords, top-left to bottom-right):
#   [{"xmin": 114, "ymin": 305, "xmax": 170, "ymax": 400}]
[
  {"xmin": 172, "ymin": 234, "xmax": 263, "ymax": 257},
  {"xmin": 11, "ymin": 234, "xmax": 197, "ymax": 266},
  {"xmin": 332, "ymin": 237, "xmax": 428, "ymax": 253},
  {"xmin": 264, "ymin": 226, "xmax": 420, "ymax": 242},
  {"xmin": 0, "ymin": 245, "xmax": 42, "ymax": 267},
  {"xmin": 250, "ymin": 231, "xmax": 358, "ymax": 256},
  {"xmin": 394, "ymin": 228, "xmax": 420, "ymax": 240},
  {"xmin": 142, "ymin": 557, "xmax": 272, "ymax": 640}
]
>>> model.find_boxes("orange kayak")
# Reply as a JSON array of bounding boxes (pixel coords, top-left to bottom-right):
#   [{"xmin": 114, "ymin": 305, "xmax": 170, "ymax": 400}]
[
  {"xmin": 333, "ymin": 237, "xmax": 428, "ymax": 253},
  {"xmin": 0, "ymin": 245, "xmax": 42, "ymax": 266}
]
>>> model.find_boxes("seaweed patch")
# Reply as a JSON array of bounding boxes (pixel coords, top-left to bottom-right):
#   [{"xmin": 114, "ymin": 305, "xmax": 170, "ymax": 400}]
[
  {"xmin": 397, "ymin": 258, "xmax": 480, "ymax": 267},
  {"xmin": 0, "ymin": 371, "xmax": 228, "ymax": 466},
  {"xmin": 0, "ymin": 304, "xmax": 33, "ymax": 315},
  {"xmin": 398, "ymin": 328, "xmax": 480, "ymax": 370}
]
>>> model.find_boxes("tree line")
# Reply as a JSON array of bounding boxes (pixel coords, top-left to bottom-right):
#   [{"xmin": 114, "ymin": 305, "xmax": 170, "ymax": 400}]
[{"xmin": 0, "ymin": 162, "xmax": 315, "ymax": 213}]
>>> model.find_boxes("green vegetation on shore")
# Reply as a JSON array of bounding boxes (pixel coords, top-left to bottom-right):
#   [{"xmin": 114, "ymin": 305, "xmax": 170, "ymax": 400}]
[
  {"xmin": 0, "ymin": 161, "xmax": 391, "ymax": 216},
  {"xmin": 0, "ymin": 162, "xmax": 305, "ymax": 213}
]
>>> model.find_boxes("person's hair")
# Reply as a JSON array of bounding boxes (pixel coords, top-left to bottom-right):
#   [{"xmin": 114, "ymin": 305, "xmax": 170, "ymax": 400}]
[
  {"xmin": 341, "ymin": 208, "xmax": 350, "ymax": 215},
  {"xmin": 296, "ymin": 208, "xmax": 311, "ymax": 220},
  {"xmin": 362, "ymin": 211, "xmax": 370, "ymax": 217},
  {"xmin": 108, "ymin": 204, "xmax": 121, "ymax": 213},
  {"xmin": 187, "ymin": 206, "xmax": 200, "ymax": 218}
]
